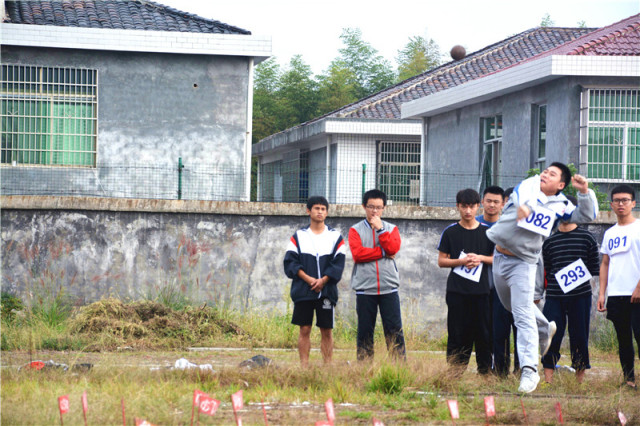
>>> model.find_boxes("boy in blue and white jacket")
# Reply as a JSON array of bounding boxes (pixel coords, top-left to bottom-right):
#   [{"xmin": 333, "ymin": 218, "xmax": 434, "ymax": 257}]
[
  {"xmin": 284, "ymin": 196, "xmax": 346, "ymax": 367},
  {"xmin": 486, "ymin": 162, "xmax": 598, "ymax": 393}
]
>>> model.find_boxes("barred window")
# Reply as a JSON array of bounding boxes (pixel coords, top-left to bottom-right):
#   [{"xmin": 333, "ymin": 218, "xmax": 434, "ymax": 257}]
[
  {"xmin": 377, "ymin": 141, "xmax": 421, "ymax": 205},
  {"xmin": 1, "ymin": 65, "xmax": 98, "ymax": 167},
  {"xmin": 580, "ymin": 88, "xmax": 640, "ymax": 182},
  {"xmin": 480, "ymin": 115, "xmax": 502, "ymax": 190}
]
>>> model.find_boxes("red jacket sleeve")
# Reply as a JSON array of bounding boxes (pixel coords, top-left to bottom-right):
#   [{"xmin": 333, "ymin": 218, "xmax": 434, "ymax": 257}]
[
  {"xmin": 349, "ymin": 227, "xmax": 383, "ymax": 264},
  {"xmin": 378, "ymin": 227, "xmax": 401, "ymax": 256}
]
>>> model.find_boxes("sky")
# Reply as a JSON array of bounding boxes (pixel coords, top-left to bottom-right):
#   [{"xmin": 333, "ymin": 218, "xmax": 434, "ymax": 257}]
[{"xmin": 160, "ymin": 0, "xmax": 639, "ymax": 74}]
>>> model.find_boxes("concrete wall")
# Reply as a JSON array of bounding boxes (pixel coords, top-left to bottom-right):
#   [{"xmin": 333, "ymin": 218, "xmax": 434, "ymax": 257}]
[
  {"xmin": 1, "ymin": 45, "xmax": 251, "ymax": 200},
  {"xmin": 3, "ymin": 196, "xmax": 630, "ymax": 336}
]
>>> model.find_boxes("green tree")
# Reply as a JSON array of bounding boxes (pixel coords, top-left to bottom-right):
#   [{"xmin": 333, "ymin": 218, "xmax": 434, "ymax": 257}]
[
  {"xmin": 252, "ymin": 57, "xmax": 282, "ymax": 144},
  {"xmin": 277, "ymin": 55, "xmax": 319, "ymax": 127},
  {"xmin": 316, "ymin": 60, "xmax": 359, "ymax": 114},
  {"xmin": 333, "ymin": 28, "xmax": 395, "ymax": 99},
  {"xmin": 540, "ymin": 13, "xmax": 554, "ymax": 27},
  {"xmin": 396, "ymin": 35, "xmax": 442, "ymax": 82},
  {"xmin": 577, "ymin": 20, "xmax": 587, "ymax": 28}
]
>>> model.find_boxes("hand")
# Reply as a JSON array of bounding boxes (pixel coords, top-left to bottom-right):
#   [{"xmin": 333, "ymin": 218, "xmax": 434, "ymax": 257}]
[
  {"xmin": 386, "ymin": 253, "xmax": 396, "ymax": 260},
  {"xmin": 534, "ymin": 299, "xmax": 541, "ymax": 305},
  {"xmin": 517, "ymin": 205, "xmax": 531, "ymax": 221},
  {"xmin": 597, "ymin": 294, "xmax": 607, "ymax": 312},
  {"xmin": 369, "ymin": 216, "xmax": 383, "ymax": 231},
  {"xmin": 631, "ymin": 286, "xmax": 640, "ymax": 304},
  {"xmin": 465, "ymin": 253, "xmax": 481, "ymax": 268},
  {"xmin": 571, "ymin": 174, "xmax": 589, "ymax": 194},
  {"xmin": 309, "ymin": 278, "xmax": 325, "ymax": 293}
]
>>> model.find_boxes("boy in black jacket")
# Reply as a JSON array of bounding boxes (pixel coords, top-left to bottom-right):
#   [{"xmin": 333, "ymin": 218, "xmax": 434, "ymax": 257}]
[{"xmin": 284, "ymin": 196, "xmax": 346, "ymax": 366}]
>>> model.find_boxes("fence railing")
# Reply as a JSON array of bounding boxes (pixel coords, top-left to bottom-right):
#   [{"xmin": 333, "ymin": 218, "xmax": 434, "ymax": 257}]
[{"xmin": 2, "ymin": 161, "xmax": 638, "ymax": 209}]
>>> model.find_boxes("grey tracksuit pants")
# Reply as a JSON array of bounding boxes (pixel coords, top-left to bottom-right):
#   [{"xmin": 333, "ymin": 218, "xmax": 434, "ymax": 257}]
[{"xmin": 493, "ymin": 251, "xmax": 551, "ymax": 371}]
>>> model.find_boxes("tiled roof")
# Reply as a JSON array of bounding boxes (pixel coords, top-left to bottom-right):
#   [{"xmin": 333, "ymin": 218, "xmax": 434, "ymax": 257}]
[
  {"xmin": 546, "ymin": 13, "xmax": 640, "ymax": 56},
  {"xmin": 328, "ymin": 27, "xmax": 595, "ymax": 121},
  {"xmin": 3, "ymin": 0, "xmax": 251, "ymax": 35}
]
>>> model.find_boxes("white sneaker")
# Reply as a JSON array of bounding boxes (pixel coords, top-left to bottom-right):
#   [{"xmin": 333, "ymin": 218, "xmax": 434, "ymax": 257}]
[
  {"xmin": 518, "ymin": 368, "xmax": 540, "ymax": 393},
  {"xmin": 541, "ymin": 321, "xmax": 557, "ymax": 357}
]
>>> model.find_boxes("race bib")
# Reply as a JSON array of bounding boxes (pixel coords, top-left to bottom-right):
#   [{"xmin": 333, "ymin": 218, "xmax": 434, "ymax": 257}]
[
  {"xmin": 554, "ymin": 258, "xmax": 592, "ymax": 294},
  {"xmin": 517, "ymin": 206, "xmax": 554, "ymax": 237},
  {"xmin": 453, "ymin": 251, "xmax": 483, "ymax": 283},
  {"xmin": 604, "ymin": 229, "xmax": 631, "ymax": 256}
]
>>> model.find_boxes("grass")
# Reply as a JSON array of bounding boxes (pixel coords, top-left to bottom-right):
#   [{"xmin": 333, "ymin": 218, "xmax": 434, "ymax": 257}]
[{"xmin": 1, "ymin": 297, "xmax": 639, "ymax": 424}]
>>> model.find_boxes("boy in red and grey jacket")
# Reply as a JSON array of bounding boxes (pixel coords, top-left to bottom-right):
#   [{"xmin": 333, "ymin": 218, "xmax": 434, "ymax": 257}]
[{"xmin": 349, "ymin": 189, "xmax": 405, "ymax": 361}]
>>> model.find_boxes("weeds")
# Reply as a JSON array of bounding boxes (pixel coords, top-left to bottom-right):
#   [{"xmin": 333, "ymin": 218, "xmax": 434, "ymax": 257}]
[{"xmin": 367, "ymin": 363, "xmax": 413, "ymax": 395}]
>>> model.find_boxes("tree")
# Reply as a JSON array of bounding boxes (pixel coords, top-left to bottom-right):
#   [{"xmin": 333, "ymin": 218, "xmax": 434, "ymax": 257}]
[
  {"xmin": 577, "ymin": 20, "xmax": 587, "ymax": 28},
  {"xmin": 316, "ymin": 60, "xmax": 359, "ymax": 114},
  {"xmin": 252, "ymin": 57, "xmax": 282, "ymax": 144},
  {"xmin": 396, "ymin": 35, "xmax": 443, "ymax": 82},
  {"xmin": 277, "ymin": 55, "xmax": 319, "ymax": 127},
  {"xmin": 540, "ymin": 13, "xmax": 554, "ymax": 27},
  {"xmin": 332, "ymin": 28, "xmax": 395, "ymax": 99}
]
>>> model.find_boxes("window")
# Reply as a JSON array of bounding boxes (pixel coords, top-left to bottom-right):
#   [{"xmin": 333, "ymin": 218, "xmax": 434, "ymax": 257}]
[
  {"xmin": 481, "ymin": 115, "xmax": 502, "ymax": 189},
  {"xmin": 1, "ymin": 65, "xmax": 97, "ymax": 166},
  {"xmin": 376, "ymin": 141, "xmax": 421, "ymax": 205},
  {"xmin": 535, "ymin": 105, "xmax": 546, "ymax": 170},
  {"xmin": 581, "ymin": 88, "xmax": 639, "ymax": 182}
]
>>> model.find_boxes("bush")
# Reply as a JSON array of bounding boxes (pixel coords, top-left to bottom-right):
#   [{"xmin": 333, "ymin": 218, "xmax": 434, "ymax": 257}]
[
  {"xmin": 367, "ymin": 364, "xmax": 412, "ymax": 395},
  {"xmin": 1, "ymin": 292, "xmax": 24, "ymax": 323}
]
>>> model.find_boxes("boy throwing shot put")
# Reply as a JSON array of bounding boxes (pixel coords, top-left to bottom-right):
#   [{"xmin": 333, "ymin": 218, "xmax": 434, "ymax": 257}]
[
  {"xmin": 486, "ymin": 162, "xmax": 599, "ymax": 393},
  {"xmin": 284, "ymin": 196, "xmax": 346, "ymax": 367}
]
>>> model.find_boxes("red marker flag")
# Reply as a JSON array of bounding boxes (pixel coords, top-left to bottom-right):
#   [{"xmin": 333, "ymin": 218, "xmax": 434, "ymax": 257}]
[
  {"xmin": 198, "ymin": 395, "xmax": 221, "ymax": 416},
  {"xmin": 134, "ymin": 419, "xmax": 157, "ymax": 426},
  {"xmin": 447, "ymin": 400, "xmax": 460, "ymax": 420},
  {"xmin": 121, "ymin": 398, "xmax": 126, "ymax": 426},
  {"xmin": 618, "ymin": 410, "xmax": 628, "ymax": 425},
  {"xmin": 372, "ymin": 417, "xmax": 385, "ymax": 426},
  {"xmin": 325, "ymin": 398, "xmax": 336, "ymax": 424},
  {"xmin": 81, "ymin": 391, "xmax": 88, "ymax": 426},
  {"xmin": 484, "ymin": 395, "xmax": 496, "ymax": 417},
  {"xmin": 520, "ymin": 398, "xmax": 527, "ymax": 422},
  {"xmin": 555, "ymin": 402, "xmax": 564, "ymax": 424},
  {"xmin": 315, "ymin": 422, "xmax": 332, "ymax": 426},
  {"xmin": 191, "ymin": 389, "xmax": 208, "ymax": 426},
  {"xmin": 58, "ymin": 395, "xmax": 70, "ymax": 415},
  {"xmin": 231, "ymin": 390, "xmax": 244, "ymax": 426}
]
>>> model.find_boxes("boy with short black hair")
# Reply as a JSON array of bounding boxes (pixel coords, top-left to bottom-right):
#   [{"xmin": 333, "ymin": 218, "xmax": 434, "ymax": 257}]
[
  {"xmin": 349, "ymin": 189, "xmax": 405, "ymax": 361},
  {"xmin": 438, "ymin": 188, "xmax": 495, "ymax": 375},
  {"xmin": 487, "ymin": 162, "xmax": 599, "ymax": 393},
  {"xmin": 597, "ymin": 184, "xmax": 640, "ymax": 389},
  {"xmin": 284, "ymin": 195, "xmax": 346, "ymax": 367},
  {"xmin": 538, "ymin": 194, "xmax": 600, "ymax": 383}
]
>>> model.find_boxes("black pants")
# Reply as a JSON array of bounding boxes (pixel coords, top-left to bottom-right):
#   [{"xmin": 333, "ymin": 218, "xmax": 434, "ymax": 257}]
[
  {"xmin": 541, "ymin": 293, "xmax": 592, "ymax": 370},
  {"xmin": 492, "ymin": 287, "xmax": 519, "ymax": 376},
  {"xmin": 606, "ymin": 296, "xmax": 640, "ymax": 383},
  {"xmin": 356, "ymin": 292, "xmax": 406, "ymax": 361},
  {"xmin": 447, "ymin": 291, "xmax": 492, "ymax": 374}
]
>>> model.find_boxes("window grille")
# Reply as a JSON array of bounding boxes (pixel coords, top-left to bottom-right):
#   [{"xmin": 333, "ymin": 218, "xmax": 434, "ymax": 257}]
[
  {"xmin": 1, "ymin": 64, "xmax": 98, "ymax": 167},
  {"xmin": 377, "ymin": 141, "xmax": 421, "ymax": 205},
  {"xmin": 480, "ymin": 115, "xmax": 502, "ymax": 191},
  {"xmin": 535, "ymin": 105, "xmax": 547, "ymax": 170},
  {"xmin": 580, "ymin": 88, "xmax": 640, "ymax": 182}
]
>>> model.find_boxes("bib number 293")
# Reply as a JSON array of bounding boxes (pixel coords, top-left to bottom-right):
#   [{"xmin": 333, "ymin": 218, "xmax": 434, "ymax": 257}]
[{"xmin": 554, "ymin": 258, "xmax": 592, "ymax": 294}]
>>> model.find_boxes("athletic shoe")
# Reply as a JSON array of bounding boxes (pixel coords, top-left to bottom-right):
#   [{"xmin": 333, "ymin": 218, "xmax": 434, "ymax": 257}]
[
  {"xmin": 541, "ymin": 321, "xmax": 557, "ymax": 357},
  {"xmin": 518, "ymin": 368, "xmax": 540, "ymax": 393}
]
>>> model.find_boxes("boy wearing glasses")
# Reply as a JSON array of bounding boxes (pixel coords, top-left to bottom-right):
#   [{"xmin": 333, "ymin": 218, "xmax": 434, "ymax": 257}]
[
  {"xmin": 486, "ymin": 162, "xmax": 599, "ymax": 393},
  {"xmin": 438, "ymin": 188, "xmax": 494, "ymax": 375},
  {"xmin": 284, "ymin": 196, "xmax": 347, "ymax": 367},
  {"xmin": 349, "ymin": 189, "xmax": 405, "ymax": 361},
  {"xmin": 597, "ymin": 184, "xmax": 640, "ymax": 390}
]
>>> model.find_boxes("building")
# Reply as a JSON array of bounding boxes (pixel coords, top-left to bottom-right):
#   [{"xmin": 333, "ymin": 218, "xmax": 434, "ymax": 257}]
[
  {"xmin": 254, "ymin": 15, "xmax": 639, "ymax": 206},
  {"xmin": 1, "ymin": 0, "xmax": 271, "ymax": 200},
  {"xmin": 402, "ymin": 14, "xmax": 640, "ymax": 203}
]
